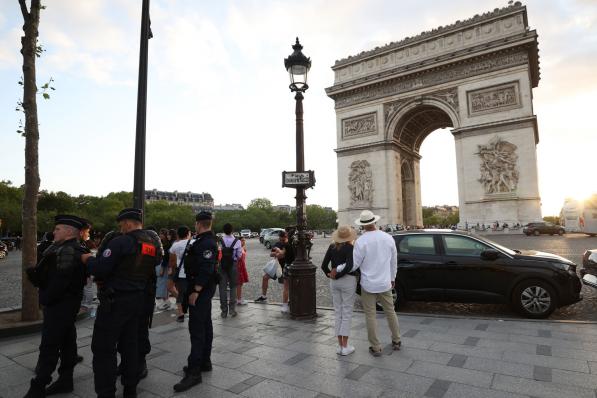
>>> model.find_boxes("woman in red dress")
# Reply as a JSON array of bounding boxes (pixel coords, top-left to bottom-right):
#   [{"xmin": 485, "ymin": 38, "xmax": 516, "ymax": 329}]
[{"xmin": 236, "ymin": 237, "xmax": 249, "ymax": 305}]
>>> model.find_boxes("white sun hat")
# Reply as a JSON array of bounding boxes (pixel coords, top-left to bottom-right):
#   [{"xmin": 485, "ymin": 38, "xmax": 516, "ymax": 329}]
[{"xmin": 354, "ymin": 210, "xmax": 381, "ymax": 226}]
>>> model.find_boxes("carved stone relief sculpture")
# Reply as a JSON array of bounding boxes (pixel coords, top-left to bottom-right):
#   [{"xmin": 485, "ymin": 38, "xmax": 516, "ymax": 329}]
[
  {"xmin": 342, "ymin": 113, "xmax": 377, "ymax": 140},
  {"xmin": 476, "ymin": 136, "xmax": 519, "ymax": 194},
  {"xmin": 348, "ymin": 160, "xmax": 374, "ymax": 207},
  {"xmin": 467, "ymin": 82, "xmax": 520, "ymax": 115}
]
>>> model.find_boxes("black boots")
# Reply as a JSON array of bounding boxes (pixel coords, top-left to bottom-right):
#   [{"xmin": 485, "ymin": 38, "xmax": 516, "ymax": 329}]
[
  {"xmin": 173, "ymin": 367, "xmax": 202, "ymax": 392},
  {"xmin": 45, "ymin": 375, "xmax": 73, "ymax": 396},
  {"xmin": 23, "ymin": 379, "xmax": 45, "ymax": 398},
  {"xmin": 123, "ymin": 385, "xmax": 137, "ymax": 398}
]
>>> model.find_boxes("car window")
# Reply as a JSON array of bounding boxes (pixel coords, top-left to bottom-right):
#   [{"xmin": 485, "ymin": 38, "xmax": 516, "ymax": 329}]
[
  {"xmin": 442, "ymin": 236, "xmax": 491, "ymax": 257},
  {"xmin": 398, "ymin": 235, "xmax": 436, "ymax": 255}
]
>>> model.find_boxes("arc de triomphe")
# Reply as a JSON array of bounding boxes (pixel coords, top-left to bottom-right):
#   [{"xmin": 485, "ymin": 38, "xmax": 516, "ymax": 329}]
[{"xmin": 326, "ymin": 2, "xmax": 542, "ymax": 227}]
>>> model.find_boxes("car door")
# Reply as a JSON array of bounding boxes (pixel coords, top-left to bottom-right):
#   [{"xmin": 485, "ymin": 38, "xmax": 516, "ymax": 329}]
[
  {"xmin": 395, "ymin": 234, "xmax": 444, "ymax": 301},
  {"xmin": 439, "ymin": 234, "xmax": 510, "ymax": 303}
]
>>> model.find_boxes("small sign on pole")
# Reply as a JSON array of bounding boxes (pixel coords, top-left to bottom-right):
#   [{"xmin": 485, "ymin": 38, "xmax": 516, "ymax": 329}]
[{"xmin": 282, "ymin": 171, "xmax": 316, "ymax": 188}]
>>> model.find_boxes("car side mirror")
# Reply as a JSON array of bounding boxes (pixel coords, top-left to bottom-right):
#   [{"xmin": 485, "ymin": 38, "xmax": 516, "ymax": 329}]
[
  {"xmin": 582, "ymin": 274, "xmax": 597, "ymax": 289},
  {"xmin": 480, "ymin": 249, "xmax": 499, "ymax": 261}
]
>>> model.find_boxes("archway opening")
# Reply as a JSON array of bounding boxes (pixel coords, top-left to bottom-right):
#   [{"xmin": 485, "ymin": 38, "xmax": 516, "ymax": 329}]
[
  {"xmin": 419, "ymin": 128, "xmax": 459, "ymax": 225},
  {"xmin": 392, "ymin": 104, "xmax": 456, "ymax": 227}
]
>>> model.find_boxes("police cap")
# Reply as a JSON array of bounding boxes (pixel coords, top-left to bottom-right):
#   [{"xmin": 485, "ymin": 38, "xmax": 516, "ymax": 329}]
[
  {"xmin": 195, "ymin": 211, "xmax": 213, "ymax": 221},
  {"xmin": 116, "ymin": 208, "xmax": 143, "ymax": 222},
  {"xmin": 54, "ymin": 214, "xmax": 86, "ymax": 230}
]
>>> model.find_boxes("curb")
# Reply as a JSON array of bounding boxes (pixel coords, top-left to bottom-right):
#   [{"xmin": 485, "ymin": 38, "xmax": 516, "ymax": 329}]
[
  {"xmin": 0, "ymin": 309, "xmax": 90, "ymax": 339},
  {"xmin": 253, "ymin": 302, "xmax": 597, "ymax": 325}
]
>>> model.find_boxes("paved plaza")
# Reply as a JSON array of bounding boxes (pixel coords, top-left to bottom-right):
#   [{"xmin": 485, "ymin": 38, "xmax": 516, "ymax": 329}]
[{"xmin": 4, "ymin": 303, "xmax": 597, "ymax": 397}]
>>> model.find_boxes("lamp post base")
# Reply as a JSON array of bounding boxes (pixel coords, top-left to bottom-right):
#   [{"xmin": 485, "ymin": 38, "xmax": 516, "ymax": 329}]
[{"xmin": 288, "ymin": 259, "xmax": 317, "ymax": 320}]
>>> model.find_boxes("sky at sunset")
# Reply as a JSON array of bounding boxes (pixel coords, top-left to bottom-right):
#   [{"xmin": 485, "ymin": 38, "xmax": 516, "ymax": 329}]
[{"xmin": 0, "ymin": 0, "xmax": 595, "ymax": 216}]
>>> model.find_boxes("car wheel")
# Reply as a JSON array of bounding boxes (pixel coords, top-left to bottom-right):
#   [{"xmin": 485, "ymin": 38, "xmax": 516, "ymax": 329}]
[
  {"xmin": 513, "ymin": 280, "xmax": 557, "ymax": 319},
  {"xmin": 533, "ymin": 230, "xmax": 540, "ymax": 236},
  {"xmin": 259, "ymin": 237, "xmax": 264, "ymax": 244},
  {"xmin": 558, "ymin": 230, "xmax": 564, "ymax": 236},
  {"xmin": 265, "ymin": 241, "xmax": 271, "ymax": 249}
]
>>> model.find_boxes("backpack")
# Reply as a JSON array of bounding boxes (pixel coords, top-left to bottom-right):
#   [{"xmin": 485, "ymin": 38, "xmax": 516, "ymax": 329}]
[{"xmin": 220, "ymin": 237, "xmax": 238, "ymax": 273}]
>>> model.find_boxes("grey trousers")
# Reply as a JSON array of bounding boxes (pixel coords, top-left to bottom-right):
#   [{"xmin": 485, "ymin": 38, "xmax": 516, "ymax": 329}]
[
  {"xmin": 330, "ymin": 275, "xmax": 357, "ymax": 337},
  {"xmin": 218, "ymin": 262, "xmax": 238, "ymax": 313}
]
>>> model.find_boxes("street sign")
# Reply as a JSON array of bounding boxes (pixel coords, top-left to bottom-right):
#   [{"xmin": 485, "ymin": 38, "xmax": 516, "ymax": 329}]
[{"xmin": 282, "ymin": 171, "xmax": 315, "ymax": 188}]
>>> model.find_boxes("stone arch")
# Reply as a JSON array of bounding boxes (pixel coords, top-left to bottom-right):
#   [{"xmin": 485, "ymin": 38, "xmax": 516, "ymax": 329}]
[
  {"xmin": 328, "ymin": 2, "xmax": 542, "ymax": 228},
  {"xmin": 385, "ymin": 97, "xmax": 460, "ymax": 145}
]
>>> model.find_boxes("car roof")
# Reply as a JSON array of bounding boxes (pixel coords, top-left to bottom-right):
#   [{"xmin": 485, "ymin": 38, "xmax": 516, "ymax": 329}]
[{"xmin": 391, "ymin": 229, "xmax": 476, "ymax": 237}]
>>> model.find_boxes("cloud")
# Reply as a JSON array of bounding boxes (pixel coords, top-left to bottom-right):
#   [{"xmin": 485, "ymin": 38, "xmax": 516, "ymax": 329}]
[{"xmin": 0, "ymin": 27, "xmax": 21, "ymax": 70}]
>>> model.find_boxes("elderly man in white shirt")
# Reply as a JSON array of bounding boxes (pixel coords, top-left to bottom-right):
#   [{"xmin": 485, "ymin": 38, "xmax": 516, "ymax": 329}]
[{"xmin": 353, "ymin": 210, "xmax": 401, "ymax": 356}]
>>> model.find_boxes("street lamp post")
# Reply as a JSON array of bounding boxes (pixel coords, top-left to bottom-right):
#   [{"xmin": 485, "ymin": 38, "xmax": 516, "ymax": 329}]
[
  {"xmin": 132, "ymin": 0, "xmax": 151, "ymax": 218},
  {"xmin": 284, "ymin": 38, "xmax": 317, "ymax": 319}
]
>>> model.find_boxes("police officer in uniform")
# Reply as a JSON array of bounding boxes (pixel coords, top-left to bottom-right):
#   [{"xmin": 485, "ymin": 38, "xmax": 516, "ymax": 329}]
[
  {"xmin": 82, "ymin": 208, "xmax": 159, "ymax": 398},
  {"xmin": 173, "ymin": 211, "xmax": 218, "ymax": 392},
  {"xmin": 24, "ymin": 215, "xmax": 88, "ymax": 398},
  {"xmin": 133, "ymin": 226, "xmax": 162, "ymax": 379}
]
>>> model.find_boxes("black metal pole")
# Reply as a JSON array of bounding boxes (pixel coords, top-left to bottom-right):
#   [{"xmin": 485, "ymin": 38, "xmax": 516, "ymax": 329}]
[
  {"xmin": 289, "ymin": 91, "xmax": 317, "ymax": 320},
  {"xmin": 133, "ymin": 0, "xmax": 150, "ymax": 218}
]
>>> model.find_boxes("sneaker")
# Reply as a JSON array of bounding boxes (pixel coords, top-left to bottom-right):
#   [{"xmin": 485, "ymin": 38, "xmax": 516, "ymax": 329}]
[
  {"xmin": 254, "ymin": 296, "xmax": 267, "ymax": 303},
  {"xmin": 176, "ymin": 315, "xmax": 185, "ymax": 323},
  {"xmin": 237, "ymin": 299, "xmax": 249, "ymax": 305},
  {"xmin": 230, "ymin": 310, "xmax": 238, "ymax": 318},
  {"xmin": 341, "ymin": 345, "xmax": 355, "ymax": 356},
  {"xmin": 369, "ymin": 347, "xmax": 382, "ymax": 357},
  {"xmin": 392, "ymin": 340, "xmax": 402, "ymax": 351},
  {"xmin": 221, "ymin": 311, "xmax": 227, "ymax": 318},
  {"xmin": 280, "ymin": 303, "xmax": 289, "ymax": 313},
  {"xmin": 336, "ymin": 345, "xmax": 342, "ymax": 355}
]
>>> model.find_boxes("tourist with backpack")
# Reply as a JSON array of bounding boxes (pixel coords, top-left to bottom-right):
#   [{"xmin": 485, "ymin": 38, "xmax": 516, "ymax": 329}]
[{"xmin": 218, "ymin": 223, "xmax": 242, "ymax": 318}]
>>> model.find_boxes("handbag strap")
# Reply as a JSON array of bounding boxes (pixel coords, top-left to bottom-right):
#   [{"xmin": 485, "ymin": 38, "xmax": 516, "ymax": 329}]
[{"xmin": 178, "ymin": 239, "xmax": 192, "ymax": 269}]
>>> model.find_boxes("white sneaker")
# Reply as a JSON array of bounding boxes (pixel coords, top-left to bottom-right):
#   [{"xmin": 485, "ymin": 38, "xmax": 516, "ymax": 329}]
[
  {"xmin": 157, "ymin": 299, "xmax": 170, "ymax": 311},
  {"xmin": 281, "ymin": 303, "xmax": 290, "ymax": 313},
  {"xmin": 341, "ymin": 345, "xmax": 355, "ymax": 356},
  {"xmin": 237, "ymin": 299, "xmax": 249, "ymax": 305},
  {"xmin": 336, "ymin": 345, "xmax": 342, "ymax": 355}
]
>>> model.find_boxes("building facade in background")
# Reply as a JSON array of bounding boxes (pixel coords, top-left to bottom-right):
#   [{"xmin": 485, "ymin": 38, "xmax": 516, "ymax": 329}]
[{"xmin": 145, "ymin": 189, "xmax": 214, "ymax": 212}]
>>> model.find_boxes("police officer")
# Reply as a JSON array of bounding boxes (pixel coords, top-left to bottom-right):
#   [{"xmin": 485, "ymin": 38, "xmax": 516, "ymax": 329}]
[
  {"xmin": 173, "ymin": 211, "xmax": 218, "ymax": 392},
  {"xmin": 133, "ymin": 226, "xmax": 162, "ymax": 379},
  {"xmin": 24, "ymin": 215, "xmax": 88, "ymax": 398},
  {"xmin": 82, "ymin": 208, "xmax": 160, "ymax": 398}
]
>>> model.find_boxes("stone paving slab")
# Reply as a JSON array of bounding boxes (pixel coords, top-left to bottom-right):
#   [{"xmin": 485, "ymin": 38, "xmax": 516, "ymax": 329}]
[{"xmin": 4, "ymin": 303, "xmax": 597, "ymax": 397}]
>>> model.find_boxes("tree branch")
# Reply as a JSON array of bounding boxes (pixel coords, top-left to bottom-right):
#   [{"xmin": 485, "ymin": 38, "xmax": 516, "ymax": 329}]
[{"xmin": 18, "ymin": 0, "xmax": 29, "ymax": 20}]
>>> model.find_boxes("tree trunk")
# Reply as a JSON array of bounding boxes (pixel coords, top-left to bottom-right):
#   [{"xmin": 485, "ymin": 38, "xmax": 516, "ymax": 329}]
[{"xmin": 19, "ymin": 0, "xmax": 42, "ymax": 322}]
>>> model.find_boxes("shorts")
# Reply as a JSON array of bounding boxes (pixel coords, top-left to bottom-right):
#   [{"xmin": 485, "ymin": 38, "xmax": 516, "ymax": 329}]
[{"xmin": 175, "ymin": 279, "xmax": 187, "ymax": 304}]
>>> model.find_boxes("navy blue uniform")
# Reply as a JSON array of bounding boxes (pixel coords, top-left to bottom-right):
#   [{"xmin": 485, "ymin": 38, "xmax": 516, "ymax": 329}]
[
  {"xmin": 184, "ymin": 231, "xmax": 218, "ymax": 371},
  {"xmin": 30, "ymin": 238, "xmax": 86, "ymax": 389},
  {"xmin": 87, "ymin": 229, "xmax": 160, "ymax": 398}
]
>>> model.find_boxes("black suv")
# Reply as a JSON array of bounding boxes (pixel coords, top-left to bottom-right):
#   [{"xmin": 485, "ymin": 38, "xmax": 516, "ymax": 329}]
[
  {"xmin": 392, "ymin": 230, "xmax": 581, "ymax": 318},
  {"xmin": 523, "ymin": 222, "xmax": 565, "ymax": 236}
]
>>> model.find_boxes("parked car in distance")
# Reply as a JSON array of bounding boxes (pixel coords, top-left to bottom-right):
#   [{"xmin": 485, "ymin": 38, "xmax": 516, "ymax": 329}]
[
  {"xmin": 392, "ymin": 230, "xmax": 581, "ymax": 319},
  {"xmin": 0, "ymin": 241, "xmax": 7, "ymax": 259},
  {"xmin": 240, "ymin": 229, "xmax": 252, "ymax": 238},
  {"xmin": 523, "ymin": 222, "xmax": 565, "ymax": 236},
  {"xmin": 260, "ymin": 228, "xmax": 283, "ymax": 244},
  {"xmin": 262, "ymin": 229, "xmax": 285, "ymax": 249},
  {"xmin": 250, "ymin": 232, "xmax": 259, "ymax": 238}
]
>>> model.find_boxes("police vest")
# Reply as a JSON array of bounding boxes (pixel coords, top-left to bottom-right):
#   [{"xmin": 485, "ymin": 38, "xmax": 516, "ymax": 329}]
[{"xmin": 114, "ymin": 230, "xmax": 158, "ymax": 283}]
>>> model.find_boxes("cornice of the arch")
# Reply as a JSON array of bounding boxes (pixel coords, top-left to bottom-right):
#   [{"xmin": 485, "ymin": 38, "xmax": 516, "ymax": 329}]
[{"xmin": 384, "ymin": 93, "xmax": 461, "ymax": 142}]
